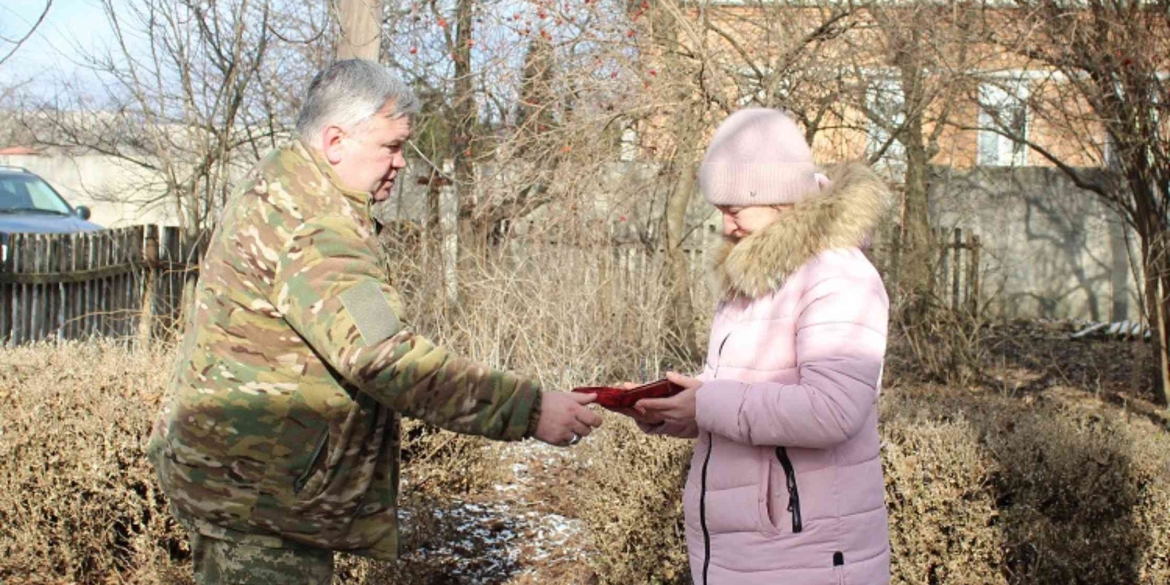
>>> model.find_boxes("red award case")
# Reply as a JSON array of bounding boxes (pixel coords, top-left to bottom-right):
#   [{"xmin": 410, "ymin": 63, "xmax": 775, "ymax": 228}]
[{"xmin": 571, "ymin": 379, "xmax": 685, "ymax": 409}]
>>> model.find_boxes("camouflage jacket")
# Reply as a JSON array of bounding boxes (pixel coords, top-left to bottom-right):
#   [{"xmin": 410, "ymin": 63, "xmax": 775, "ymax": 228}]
[{"xmin": 147, "ymin": 140, "xmax": 541, "ymax": 560}]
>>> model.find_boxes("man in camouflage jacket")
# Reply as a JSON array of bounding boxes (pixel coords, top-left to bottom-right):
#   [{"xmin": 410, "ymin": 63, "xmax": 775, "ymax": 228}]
[{"xmin": 147, "ymin": 60, "xmax": 601, "ymax": 584}]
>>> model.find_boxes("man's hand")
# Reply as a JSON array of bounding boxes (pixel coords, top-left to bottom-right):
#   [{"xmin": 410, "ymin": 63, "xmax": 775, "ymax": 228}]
[
  {"xmin": 635, "ymin": 371, "xmax": 703, "ymax": 426},
  {"xmin": 534, "ymin": 391, "xmax": 603, "ymax": 446}
]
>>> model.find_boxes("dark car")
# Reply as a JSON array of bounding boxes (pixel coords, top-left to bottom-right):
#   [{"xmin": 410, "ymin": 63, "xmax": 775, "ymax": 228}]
[{"xmin": 0, "ymin": 165, "xmax": 102, "ymax": 234}]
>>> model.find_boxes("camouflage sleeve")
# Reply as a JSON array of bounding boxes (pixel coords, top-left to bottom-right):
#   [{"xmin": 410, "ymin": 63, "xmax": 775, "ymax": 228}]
[{"xmin": 271, "ymin": 214, "xmax": 541, "ymax": 441}]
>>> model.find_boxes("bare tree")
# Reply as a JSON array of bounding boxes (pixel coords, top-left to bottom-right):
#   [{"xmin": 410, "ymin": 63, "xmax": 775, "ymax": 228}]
[
  {"xmin": 0, "ymin": 0, "xmax": 53, "ymax": 69},
  {"xmin": 843, "ymin": 2, "xmax": 986, "ymax": 313},
  {"xmin": 20, "ymin": 0, "xmax": 307, "ymax": 241},
  {"xmin": 984, "ymin": 0, "xmax": 1169, "ymax": 403}
]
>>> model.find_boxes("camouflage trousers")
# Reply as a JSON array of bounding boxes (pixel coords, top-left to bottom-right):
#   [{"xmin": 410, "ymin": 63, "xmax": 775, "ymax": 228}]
[
  {"xmin": 189, "ymin": 531, "xmax": 335, "ymax": 585},
  {"xmin": 173, "ymin": 508, "xmax": 334, "ymax": 585}
]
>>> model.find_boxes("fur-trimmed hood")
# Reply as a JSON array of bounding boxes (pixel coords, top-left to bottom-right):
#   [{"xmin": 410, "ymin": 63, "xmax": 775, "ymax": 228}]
[{"xmin": 711, "ymin": 162, "xmax": 892, "ymax": 300}]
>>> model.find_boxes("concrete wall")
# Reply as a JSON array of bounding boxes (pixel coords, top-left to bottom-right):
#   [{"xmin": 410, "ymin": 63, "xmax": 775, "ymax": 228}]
[
  {"xmin": 0, "ymin": 151, "xmax": 178, "ymax": 228},
  {"xmin": 928, "ymin": 165, "xmax": 1138, "ymax": 322}
]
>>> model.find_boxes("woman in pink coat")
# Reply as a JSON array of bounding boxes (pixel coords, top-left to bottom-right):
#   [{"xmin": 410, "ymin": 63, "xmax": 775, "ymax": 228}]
[{"xmin": 636, "ymin": 108, "xmax": 893, "ymax": 585}]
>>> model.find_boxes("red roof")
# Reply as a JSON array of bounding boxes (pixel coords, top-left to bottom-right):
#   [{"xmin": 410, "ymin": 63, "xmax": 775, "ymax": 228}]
[{"xmin": 0, "ymin": 147, "xmax": 38, "ymax": 155}]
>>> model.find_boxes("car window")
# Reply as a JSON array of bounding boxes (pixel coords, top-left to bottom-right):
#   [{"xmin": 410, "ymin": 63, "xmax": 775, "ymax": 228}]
[{"xmin": 0, "ymin": 175, "xmax": 72, "ymax": 214}]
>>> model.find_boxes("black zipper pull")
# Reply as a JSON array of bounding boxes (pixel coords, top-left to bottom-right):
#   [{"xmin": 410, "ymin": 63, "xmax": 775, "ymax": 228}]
[{"xmin": 776, "ymin": 446, "xmax": 803, "ymax": 533}]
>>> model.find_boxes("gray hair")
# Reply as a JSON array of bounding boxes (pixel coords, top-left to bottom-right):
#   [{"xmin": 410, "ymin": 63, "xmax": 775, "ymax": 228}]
[{"xmin": 296, "ymin": 59, "xmax": 420, "ymax": 139}]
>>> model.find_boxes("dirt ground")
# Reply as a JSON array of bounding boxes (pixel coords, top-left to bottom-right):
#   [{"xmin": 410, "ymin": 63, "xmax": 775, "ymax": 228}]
[{"xmin": 349, "ymin": 443, "xmax": 598, "ymax": 585}]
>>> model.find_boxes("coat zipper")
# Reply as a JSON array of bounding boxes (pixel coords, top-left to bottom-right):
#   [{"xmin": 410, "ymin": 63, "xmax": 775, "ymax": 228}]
[
  {"xmin": 294, "ymin": 430, "xmax": 329, "ymax": 494},
  {"xmin": 776, "ymin": 446, "xmax": 803, "ymax": 533},
  {"xmin": 699, "ymin": 432, "xmax": 714, "ymax": 584},
  {"xmin": 701, "ymin": 333, "xmax": 731, "ymax": 585}
]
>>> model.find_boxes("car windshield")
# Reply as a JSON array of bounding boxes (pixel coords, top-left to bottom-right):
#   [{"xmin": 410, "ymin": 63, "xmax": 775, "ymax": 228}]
[{"xmin": 0, "ymin": 174, "xmax": 73, "ymax": 215}]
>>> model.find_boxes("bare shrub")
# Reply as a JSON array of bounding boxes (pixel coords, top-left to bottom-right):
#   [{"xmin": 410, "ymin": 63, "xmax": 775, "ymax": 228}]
[
  {"xmin": 983, "ymin": 393, "xmax": 1170, "ymax": 584},
  {"xmin": 881, "ymin": 388, "xmax": 1009, "ymax": 585},
  {"xmin": 573, "ymin": 414, "xmax": 693, "ymax": 585},
  {"xmin": 883, "ymin": 386, "xmax": 1170, "ymax": 585},
  {"xmin": 380, "ymin": 232, "xmax": 702, "ymax": 391},
  {"xmin": 0, "ymin": 340, "xmax": 190, "ymax": 585},
  {"xmin": 889, "ymin": 299, "xmax": 990, "ymax": 387},
  {"xmin": 397, "ymin": 418, "xmax": 503, "ymax": 497}
]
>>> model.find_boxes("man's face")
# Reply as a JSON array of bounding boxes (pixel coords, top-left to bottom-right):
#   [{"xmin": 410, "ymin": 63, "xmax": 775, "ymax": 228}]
[{"xmin": 325, "ymin": 103, "xmax": 412, "ymax": 201}]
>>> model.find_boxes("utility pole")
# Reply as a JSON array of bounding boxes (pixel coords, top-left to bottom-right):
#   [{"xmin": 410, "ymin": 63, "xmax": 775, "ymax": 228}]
[{"xmin": 336, "ymin": 0, "xmax": 383, "ymax": 60}]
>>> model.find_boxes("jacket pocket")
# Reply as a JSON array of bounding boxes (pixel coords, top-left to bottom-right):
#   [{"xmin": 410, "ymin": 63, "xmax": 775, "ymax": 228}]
[
  {"xmin": 293, "ymin": 429, "xmax": 330, "ymax": 496},
  {"xmin": 776, "ymin": 447, "xmax": 803, "ymax": 533},
  {"xmin": 760, "ymin": 451, "xmax": 782, "ymax": 536}
]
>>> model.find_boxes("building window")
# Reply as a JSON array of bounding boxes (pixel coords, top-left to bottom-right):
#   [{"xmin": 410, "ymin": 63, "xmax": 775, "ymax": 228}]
[
  {"xmin": 865, "ymin": 78, "xmax": 906, "ymax": 171},
  {"xmin": 978, "ymin": 82, "xmax": 1029, "ymax": 167}
]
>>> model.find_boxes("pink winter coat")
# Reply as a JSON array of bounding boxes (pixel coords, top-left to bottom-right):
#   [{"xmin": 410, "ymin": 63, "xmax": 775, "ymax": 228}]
[{"xmin": 648, "ymin": 163, "xmax": 892, "ymax": 585}]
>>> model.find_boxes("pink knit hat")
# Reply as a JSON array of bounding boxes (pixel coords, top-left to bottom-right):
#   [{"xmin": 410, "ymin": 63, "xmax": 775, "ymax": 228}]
[{"xmin": 699, "ymin": 108, "xmax": 829, "ymax": 206}]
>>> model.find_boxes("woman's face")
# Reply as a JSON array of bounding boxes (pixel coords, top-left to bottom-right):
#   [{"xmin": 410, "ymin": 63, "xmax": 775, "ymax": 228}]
[{"xmin": 719, "ymin": 205, "xmax": 793, "ymax": 239}]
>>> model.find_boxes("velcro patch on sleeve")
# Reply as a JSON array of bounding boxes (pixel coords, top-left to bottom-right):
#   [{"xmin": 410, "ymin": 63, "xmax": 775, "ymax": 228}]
[{"xmin": 339, "ymin": 280, "xmax": 403, "ymax": 346}]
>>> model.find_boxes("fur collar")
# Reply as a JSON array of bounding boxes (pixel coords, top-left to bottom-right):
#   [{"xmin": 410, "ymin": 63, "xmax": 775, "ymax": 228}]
[{"xmin": 710, "ymin": 162, "xmax": 892, "ymax": 300}]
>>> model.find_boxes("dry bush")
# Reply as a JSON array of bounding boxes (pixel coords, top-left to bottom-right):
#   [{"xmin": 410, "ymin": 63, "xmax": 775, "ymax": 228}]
[
  {"xmin": 982, "ymin": 394, "xmax": 1170, "ymax": 584},
  {"xmin": 380, "ymin": 233, "xmax": 704, "ymax": 390},
  {"xmin": 397, "ymin": 418, "xmax": 505, "ymax": 497},
  {"xmin": 573, "ymin": 414, "xmax": 693, "ymax": 585},
  {"xmin": 887, "ymin": 293, "xmax": 991, "ymax": 388},
  {"xmin": 881, "ymin": 395, "xmax": 1007, "ymax": 585},
  {"xmin": 379, "ymin": 239, "xmax": 708, "ymax": 584},
  {"xmin": 882, "ymin": 386, "xmax": 1170, "ymax": 585},
  {"xmin": 0, "ymin": 340, "xmax": 191, "ymax": 585}
]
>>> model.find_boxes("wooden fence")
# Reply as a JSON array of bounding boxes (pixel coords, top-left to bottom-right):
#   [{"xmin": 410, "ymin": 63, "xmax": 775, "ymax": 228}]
[
  {"xmin": 870, "ymin": 227, "xmax": 983, "ymax": 312},
  {"xmin": 0, "ymin": 226, "xmax": 201, "ymax": 346},
  {"xmin": 0, "ymin": 223, "xmax": 982, "ymax": 347}
]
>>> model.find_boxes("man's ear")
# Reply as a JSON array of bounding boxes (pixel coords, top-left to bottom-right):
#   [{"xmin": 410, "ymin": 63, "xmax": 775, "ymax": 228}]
[{"xmin": 322, "ymin": 125, "xmax": 346, "ymax": 165}]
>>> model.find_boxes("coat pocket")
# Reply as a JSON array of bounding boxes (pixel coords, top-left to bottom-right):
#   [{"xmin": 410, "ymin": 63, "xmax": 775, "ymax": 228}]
[
  {"xmin": 293, "ymin": 429, "xmax": 330, "ymax": 496},
  {"xmin": 776, "ymin": 446, "xmax": 803, "ymax": 533},
  {"xmin": 761, "ymin": 447, "xmax": 804, "ymax": 535}
]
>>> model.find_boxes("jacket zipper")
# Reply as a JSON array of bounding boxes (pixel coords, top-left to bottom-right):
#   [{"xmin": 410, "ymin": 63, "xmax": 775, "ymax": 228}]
[
  {"xmin": 294, "ymin": 430, "xmax": 329, "ymax": 494},
  {"xmin": 776, "ymin": 446, "xmax": 803, "ymax": 533},
  {"xmin": 701, "ymin": 333, "xmax": 731, "ymax": 585}
]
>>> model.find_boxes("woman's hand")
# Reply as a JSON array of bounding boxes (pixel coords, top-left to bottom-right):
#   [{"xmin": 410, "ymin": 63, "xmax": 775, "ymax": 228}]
[
  {"xmin": 635, "ymin": 372, "xmax": 703, "ymax": 426},
  {"xmin": 608, "ymin": 382, "xmax": 665, "ymax": 425}
]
